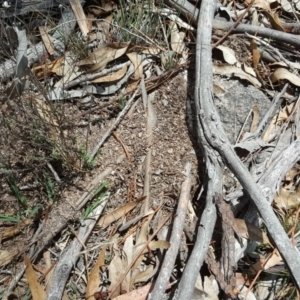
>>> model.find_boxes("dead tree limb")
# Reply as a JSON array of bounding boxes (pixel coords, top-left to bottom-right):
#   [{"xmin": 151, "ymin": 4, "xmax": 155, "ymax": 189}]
[
  {"xmin": 165, "ymin": 0, "xmax": 300, "ymax": 48},
  {"xmin": 46, "ymin": 197, "xmax": 108, "ymax": 300},
  {"xmin": 176, "ymin": 1, "xmax": 224, "ymax": 297},
  {"xmin": 186, "ymin": 0, "xmax": 300, "ymax": 291}
]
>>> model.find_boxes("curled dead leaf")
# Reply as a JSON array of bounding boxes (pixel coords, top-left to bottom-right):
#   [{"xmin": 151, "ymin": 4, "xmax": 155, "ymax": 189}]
[
  {"xmin": 98, "ymin": 201, "xmax": 138, "ymax": 228},
  {"xmin": 24, "ymin": 255, "xmax": 46, "ymax": 300},
  {"xmin": 77, "ymin": 43, "xmax": 129, "ymax": 72},
  {"xmin": 169, "ymin": 21, "xmax": 185, "ymax": 54},
  {"xmin": 274, "ymin": 187, "xmax": 300, "ymax": 209},
  {"xmin": 213, "ymin": 64, "xmax": 261, "ymax": 87},
  {"xmin": 0, "ymin": 249, "xmax": 18, "ymax": 266},
  {"xmin": 92, "ymin": 64, "xmax": 128, "ymax": 83},
  {"xmin": 126, "ymin": 52, "xmax": 143, "ymax": 80},
  {"xmin": 271, "ymin": 68, "xmax": 300, "ymax": 87},
  {"xmin": 216, "ymin": 45, "xmax": 237, "ymax": 65}
]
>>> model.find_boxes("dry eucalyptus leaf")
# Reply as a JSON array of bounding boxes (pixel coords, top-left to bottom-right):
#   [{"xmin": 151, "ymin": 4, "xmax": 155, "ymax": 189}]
[
  {"xmin": 169, "ymin": 21, "xmax": 185, "ymax": 54},
  {"xmin": 213, "ymin": 83, "xmax": 226, "ymax": 96},
  {"xmin": 55, "ymin": 54, "xmax": 83, "ymax": 87},
  {"xmin": 108, "ymin": 242, "xmax": 132, "ymax": 298},
  {"xmin": 148, "ymin": 240, "xmax": 170, "ymax": 250},
  {"xmin": 77, "ymin": 43, "xmax": 129, "ymax": 72},
  {"xmin": 111, "ymin": 284, "xmax": 153, "ymax": 300},
  {"xmin": 0, "ymin": 249, "xmax": 17, "ymax": 266},
  {"xmin": 24, "ymin": 255, "xmax": 46, "ymax": 300},
  {"xmin": 126, "ymin": 52, "xmax": 143, "ymax": 80},
  {"xmin": 213, "ymin": 64, "xmax": 261, "ymax": 87},
  {"xmin": 264, "ymin": 11, "xmax": 285, "ymax": 31},
  {"xmin": 92, "ymin": 64, "xmax": 127, "ymax": 83},
  {"xmin": 39, "ymin": 26, "xmax": 55, "ymax": 55},
  {"xmin": 235, "ymin": 218, "xmax": 269, "ymax": 243},
  {"xmin": 274, "ymin": 187, "xmax": 300, "ymax": 209},
  {"xmin": 271, "ymin": 68, "xmax": 300, "ymax": 86},
  {"xmin": 243, "ymin": 63, "xmax": 256, "ymax": 77},
  {"xmin": 250, "ymin": 251, "xmax": 283, "ymax": 274},
  {"xmin": 216, "ymin": 45, "xmax": 237, "ymax": 65},
  {"xmin": 194, "ymin": 275, "xmax": 219, "ymax": 300},
  {"xmin": 69, "ymin": 0, "xmax": 89, "ymax": 36},
  {"xmin": 98, "ymin": 201, "xmax": 138, "ymax": 228},
  {"xmin": 250, "ymin": 40, "xmax": 260, "ymax": 71},
  {"xmin": 250, "ymin": 105, "xmax": 260, "ymax": 133},
  {"xmin": 245, "ymin": 0, "xmax": 271, "ymax": 11},
  {"xmin": 264, "ymin": 251, "xmax": 283, "ymax": 271},
  {"xmin": 142, "ymin": 47, "xmax": 161, "ymax": 55},
  {"xmin": 31, "ymin": 56, "xmax": 64, "ymax": 78},
  {"xmin": 269, "ymin": 61, "xmax": 300, "ymax": 69},
  {"xmin": 85, "ymin": 247, "xmax": 106, "ymax": 299},
  {"xmin": 1, "ymin": 217, "xmax": 34, "ymax": 239}
]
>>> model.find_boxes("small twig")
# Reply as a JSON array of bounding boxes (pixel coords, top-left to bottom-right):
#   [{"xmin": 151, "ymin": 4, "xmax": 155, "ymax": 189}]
[
  {"xmin": 88, "ymin": 89, "xmax": 139, "ymax": 162},
  {"xmin": 212, "ymin": 0, "xmax": 255, "ymax": 49},
  {"xmin": 112, "ymin": 131, "xmax": 131, "ymax": 162},
  {"xmin": 142, "ymin": 91, "xmax": 157, "ymax": 213},
  {"xmin": 148, "ymin": 163, "xmax": 191, "ymax": 299},
  {"xmin": 46, "ymin": 163, "xmax": 61, "ymax": 183},
  {"xmin": 253, "ymin": 83, "xmax": 289, "ymax": 138}
]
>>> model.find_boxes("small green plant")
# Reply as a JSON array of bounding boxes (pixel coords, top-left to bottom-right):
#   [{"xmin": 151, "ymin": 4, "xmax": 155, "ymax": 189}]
[
  {"xmin": 6, "ymin": 174, "xmax": 28, "ymax": 210},
  {"xmin": 40, "ymin": 171, "xmax": 56, "ymax": 202},
  {"xmin": 119, "ymin": 97, "xmax": 126, "ymax": 108},
  {"xmin": 23, "ymin": 287, "xmax": 32, "ymax": 300},
  {"xmin": 51, "ymin": 148, "xmax": 61, "ymax": 159},
  {"xmin": 83, "ymin": 182, "xmax": 108, "ymax": 219},
  {"xmin": 79, "ymin": 146, "xmax": 96, "ymax": 170},
  {"xmin": 113, "ymin": 0, "xmax": 160, "ymax": 44},
  {"xmin": 161, "ymin": 51, "xmax": 179, "ymax": 70},
  {"xmin": 0, "ymin": 213, "xmax": 20, "ymax": 223}
]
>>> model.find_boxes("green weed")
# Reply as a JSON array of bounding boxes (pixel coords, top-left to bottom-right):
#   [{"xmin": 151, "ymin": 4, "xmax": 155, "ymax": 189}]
[
  {"xmin": 79, "ymin": 146, "xmax": 96, "ymax": 170},
  {"xmin": 113, "ymin": 0, "xmax": 160, "ymax": 44},
  {"xmin": 0, "ymin": 213, "xmax": 20, "ymax": 223},
  {"xmin": 6, "ymin": 174, "xmax": 28, "ymax": 210},
  {"xmin": 119, "ymin": 97, "xmax": 126, "ymax": 108},
  {"xmin": 40, "ymin": 171, "xmax": 56, "ymax": 202},
  {"xmin": 83, "ymin": 182, "xmax": 108, "ymax": 219}
]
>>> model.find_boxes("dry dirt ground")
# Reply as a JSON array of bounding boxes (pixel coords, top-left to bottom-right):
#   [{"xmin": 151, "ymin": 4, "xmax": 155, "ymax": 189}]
[{"xmin": 0, "ymin": 72, "xmax": 200, "ymax": 298}]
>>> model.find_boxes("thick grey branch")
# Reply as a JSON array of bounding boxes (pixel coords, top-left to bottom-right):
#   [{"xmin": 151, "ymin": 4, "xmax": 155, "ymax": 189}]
[{"xmin": 187, "ymin": 0, "xmax": 300, "ymax": 290}]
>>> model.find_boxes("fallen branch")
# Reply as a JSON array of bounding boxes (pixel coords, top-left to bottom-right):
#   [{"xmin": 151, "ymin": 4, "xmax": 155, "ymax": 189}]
[
  {"xmin": 176, "ymin": 1, "xmax": 224, "ymax": 297},
  {"xmin": 189, "ymin": 0, "xmax": 300, "ymax": 290},
  {"xmin": 148, "ymin": 163, "xmax": 191, "ymax": 299},
  {"xmin": 46, "ymin": 196, "xmax": 109, "ymax": 300},
  {"xmin": 165, "ymin": 0, "xmax": 300, "ymax": 48}
]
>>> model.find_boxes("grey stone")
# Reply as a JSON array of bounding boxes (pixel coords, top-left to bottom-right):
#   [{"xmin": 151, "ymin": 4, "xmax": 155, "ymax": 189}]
[{"xmin": 214, "ymin": 78, "xmax": 271, "ymax": 144}]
